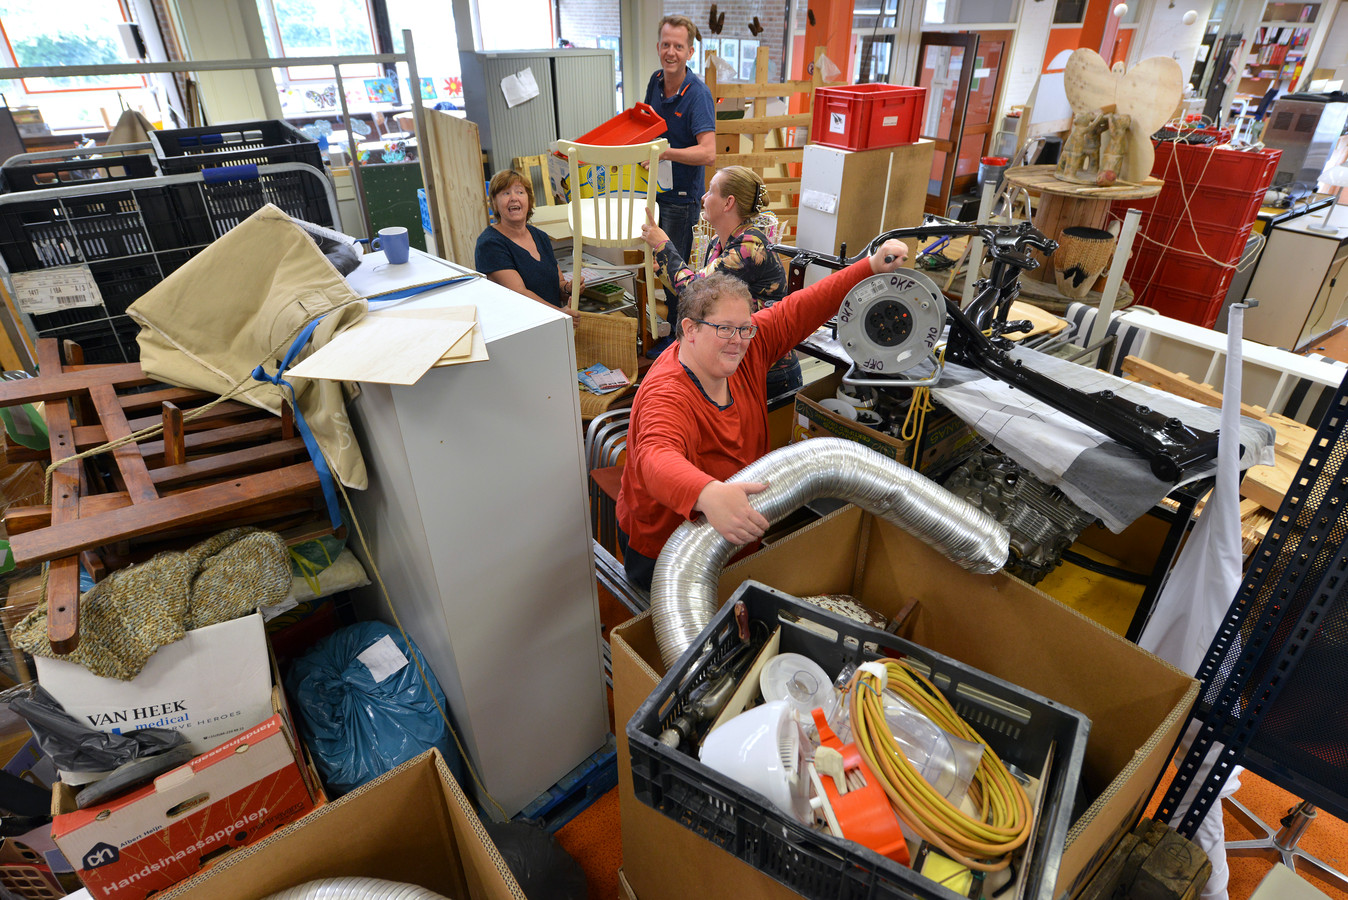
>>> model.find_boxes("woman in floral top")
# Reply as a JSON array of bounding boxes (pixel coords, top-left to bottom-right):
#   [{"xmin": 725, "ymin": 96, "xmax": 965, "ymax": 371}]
[{"xmin": 641, "ymin": 165, "xmax": 803, "ymax": 395}]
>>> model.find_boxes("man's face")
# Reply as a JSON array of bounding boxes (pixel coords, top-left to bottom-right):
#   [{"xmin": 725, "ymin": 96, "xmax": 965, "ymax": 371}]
[{"xmin": 657, "ymin": 24, "xmax": 694, "ymax": 79}]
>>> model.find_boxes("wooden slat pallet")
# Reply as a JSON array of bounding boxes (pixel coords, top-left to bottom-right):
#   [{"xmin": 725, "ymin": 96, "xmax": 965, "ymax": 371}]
[
  {"xmin": 1121, "ymin": 355, "xmax": 1312, "ymax": 550},
  {"xmin": 704, "ymin": 46, "xmax": 826, "ymax": 240},
  {"xmin": 1, "ymin": 339, "xmax": 329, "ymax": 653}
]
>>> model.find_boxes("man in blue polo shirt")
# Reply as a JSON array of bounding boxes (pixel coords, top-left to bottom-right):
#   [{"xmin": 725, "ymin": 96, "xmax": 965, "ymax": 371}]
[{"xmin": 644, "ymin": 14, "xmax": 715, "ymax": 351}]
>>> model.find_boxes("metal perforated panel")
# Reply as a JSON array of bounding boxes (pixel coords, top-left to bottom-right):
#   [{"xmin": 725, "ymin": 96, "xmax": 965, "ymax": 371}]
[{"xmin": 1159, "ymin": 371, "xmax": 1348, "ymax": 835}]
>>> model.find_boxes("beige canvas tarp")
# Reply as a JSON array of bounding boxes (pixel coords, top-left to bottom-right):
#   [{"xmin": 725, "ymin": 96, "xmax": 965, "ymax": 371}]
[{"xmin": 127, "ymin": 204, "xmax": 368, "ymax": 488}]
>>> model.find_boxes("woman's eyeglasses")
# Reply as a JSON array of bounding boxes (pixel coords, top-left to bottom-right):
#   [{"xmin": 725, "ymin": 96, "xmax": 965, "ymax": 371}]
[{"xmin": 693, "ymin": 319, "xmax": 758, "ymax": 340}]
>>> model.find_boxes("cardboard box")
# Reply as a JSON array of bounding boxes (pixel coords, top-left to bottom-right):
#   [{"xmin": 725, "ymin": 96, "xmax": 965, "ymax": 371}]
[
  {"xmin": 53, "ymin": 714, "xmax": 315, "ymax": 900},
  {"xmin": 547, "ymin": 152, "xmax": 652, "ymax": 203},
  {"xmin": 613, "ymin": 506, "xmax": 1199, "ymax": 900},
  {"xmin": 792, "ymin": 370, "xmax": 982, "ymax": 474},
  {"xmin": 153, "ymin": 750, "xmax": 523, "ymax": 900},
  {"xmin": 36, "ymin": 614, "xmax": 274, "ymax": 781}
]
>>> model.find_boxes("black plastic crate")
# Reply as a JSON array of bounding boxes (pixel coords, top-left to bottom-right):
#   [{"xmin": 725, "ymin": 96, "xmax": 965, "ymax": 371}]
[
  {"xmin": 40, "ymin": 315, "xmax": 141, "ymax": 364},
  {"xmin": 151, "ymin": 120, "xmax": 323, "ymax": 176},
  {"xmin": 200, "ymin": 166, "xmax": 335, "ymax": 233},
  {"xmin": 0, "ymin": 184, "xmax": 208, "ymax": 273},
  {"xmin": 1, "ymin": 155, "xmax": 158, "ymax": 192},
  {"xmin": 627, "ymin": 581, "xmax": 1091, "ymax": 900}
]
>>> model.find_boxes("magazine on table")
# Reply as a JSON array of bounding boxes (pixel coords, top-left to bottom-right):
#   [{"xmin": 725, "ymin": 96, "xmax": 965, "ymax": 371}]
[{"xmin": 578, "ymin": 363, "xmax": 630, "ymax": 394}]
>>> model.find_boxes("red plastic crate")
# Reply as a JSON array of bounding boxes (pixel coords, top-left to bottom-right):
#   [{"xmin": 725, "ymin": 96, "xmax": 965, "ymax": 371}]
[
  {"xmin": 810, "ymin": 84, "xmax": 926, "ymax": 151},
  {"xmin": 573, "ymin": 103, "xmax": 667, "ymax": 146},
  {"xmin": 1158, "ymin": 184, "xmax": 1265, "ymax": 224},
  {"xmin": 1139, "ymin": 283, "xmax": 1232, "ymax": 328},
  {"xmin": 1141, "ymin": 213, "xmax": 1254, "ymax": 264},
  {"xmin": 1151, "ymin": 142, "xmax": 1280, "ymax": 195},
  {"xmin": 1125, "ymin": 244, "xmax": 1236, "ymax": 327},
  {"xmin": 1113, "ymin": 182, "xmax": 1265, "ymax": 233}
]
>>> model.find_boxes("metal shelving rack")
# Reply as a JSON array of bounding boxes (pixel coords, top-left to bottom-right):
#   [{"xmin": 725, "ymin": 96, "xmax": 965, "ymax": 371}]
[
  {"xmin": 0, "ymin": 30, "xmax": 438, "ymax": 371},
  {"xmin": 0, "ymin": 29, "xmax": 436, "ymax": 254}
]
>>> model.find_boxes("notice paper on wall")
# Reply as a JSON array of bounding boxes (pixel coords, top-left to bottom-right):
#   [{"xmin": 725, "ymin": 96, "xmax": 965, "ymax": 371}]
[
  {"xmin": 11, "ymin": 265, "xmax": 103, "ymax": 315},
  {"xmin": 501, "ymin": 67, "xmax": 539, "ymax": 108}
]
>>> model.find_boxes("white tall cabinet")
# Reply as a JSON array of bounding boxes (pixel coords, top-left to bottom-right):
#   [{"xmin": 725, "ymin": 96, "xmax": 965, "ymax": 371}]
[
  {"xmin": 347, "ymin": 261, "xmax": 607, "ymax": 816},
  {"xmin": 1245, "ymin": 204, "xmax": 1348, "ymax": 352}
]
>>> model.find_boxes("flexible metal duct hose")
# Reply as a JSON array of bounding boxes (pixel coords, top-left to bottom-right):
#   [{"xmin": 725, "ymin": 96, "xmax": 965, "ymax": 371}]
[
  {"xmin": 650, "ymin": 437, "xmax": 1010, "ymax": 668},
  {"xmin": 262, "ymin": 878, "xmax": 451, "ymax": 900}
]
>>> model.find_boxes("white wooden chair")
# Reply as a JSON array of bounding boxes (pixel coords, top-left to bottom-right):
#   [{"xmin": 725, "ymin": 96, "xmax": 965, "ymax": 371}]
[{"xmin": 556, "ymin": 138, "xmax": 668, "ymax": 341}]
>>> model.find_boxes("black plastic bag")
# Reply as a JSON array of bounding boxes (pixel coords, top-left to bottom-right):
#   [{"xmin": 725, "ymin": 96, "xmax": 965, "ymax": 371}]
[
  {"xmin": 5, "ymin": 684, "xmax": 185, "ymax": 775},
  {"xmin": 481, "ymin": 821, "xmax": 588, "ymax": 900}
]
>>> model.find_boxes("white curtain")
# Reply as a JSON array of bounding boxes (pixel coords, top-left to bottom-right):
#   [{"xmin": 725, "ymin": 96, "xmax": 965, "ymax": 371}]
[{"xmin": 1139, "ymin": 303, "xmax": 1251, "ymax": 900}]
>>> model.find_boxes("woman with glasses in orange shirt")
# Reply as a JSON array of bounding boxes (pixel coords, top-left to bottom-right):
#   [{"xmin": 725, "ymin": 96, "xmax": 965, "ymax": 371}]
[{"xmin": 615, "ymin": 237, "xmax": 909, "ymax": 590}]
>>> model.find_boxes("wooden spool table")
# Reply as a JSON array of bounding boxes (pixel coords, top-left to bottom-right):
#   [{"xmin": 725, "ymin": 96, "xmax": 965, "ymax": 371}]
[{"xmin": 1004, "ymin": 164, "xmax": 1162, "ymax": 284}]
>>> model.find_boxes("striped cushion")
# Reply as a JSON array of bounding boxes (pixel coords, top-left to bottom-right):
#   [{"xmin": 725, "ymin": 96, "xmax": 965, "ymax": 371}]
[{"xmin": 1064, "ymin": 302, "xmax": 1147, "ymax": 376}]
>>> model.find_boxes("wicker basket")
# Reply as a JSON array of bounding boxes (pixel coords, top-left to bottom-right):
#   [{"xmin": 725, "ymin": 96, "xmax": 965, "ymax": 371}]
[{"xmin": 1054, "ymin": 225, "xmax": 1116, "ymax": 299}]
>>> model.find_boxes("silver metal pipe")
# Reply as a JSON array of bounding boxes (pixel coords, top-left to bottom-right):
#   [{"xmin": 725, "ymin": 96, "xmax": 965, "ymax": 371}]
[
  {"xmin": 649, "ymin": 437, "xmax": 1010, "ymax": 669},
  {"xmin": 263, "ymin": 877, "xmax": 449, "ymax": 900}
]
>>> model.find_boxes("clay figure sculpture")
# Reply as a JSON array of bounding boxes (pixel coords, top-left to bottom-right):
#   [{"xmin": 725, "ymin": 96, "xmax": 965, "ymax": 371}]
[
  {"xmin": 1057, "ymin": 110, "xmax": 1106, "ymax": 181},
  {"xmin": 1097, "ymin": 113, "xmax": 1132, "ymax": 185}
]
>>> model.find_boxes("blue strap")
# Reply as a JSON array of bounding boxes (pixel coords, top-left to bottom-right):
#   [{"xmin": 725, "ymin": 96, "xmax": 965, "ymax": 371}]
[
  {"xmin": 249, "ymin": 274, "xmax": 478, "ymax": 528},
  {"xmin": 252, "ymin": 316, "xmax": 342, "ymax": 529},
  {"xmin": 364, "ymin": 275, "xmax": 476, "ymax": 305}
]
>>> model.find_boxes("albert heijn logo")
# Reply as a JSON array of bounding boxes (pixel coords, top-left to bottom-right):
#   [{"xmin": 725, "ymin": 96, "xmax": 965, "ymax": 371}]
[{"xmin": 83, "ymin": 842, "xmax": 120, "ymax": 870}]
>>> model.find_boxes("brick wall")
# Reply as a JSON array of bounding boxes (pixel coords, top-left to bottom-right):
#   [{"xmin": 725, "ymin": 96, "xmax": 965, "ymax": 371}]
[
  {"xmin": 556, "ymin": 0, "xmax": 787, "ymax": 83},
  {"xmin": 671, "ymin": 0, "xmax": 786, "ymax": 82},
  {"xmin": 558, "ymin": 0, "xmax": 620, "ymax": 45}
]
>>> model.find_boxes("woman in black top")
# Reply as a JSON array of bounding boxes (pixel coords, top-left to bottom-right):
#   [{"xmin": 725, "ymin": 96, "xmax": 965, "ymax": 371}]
[{"xmin": 475, "ymin": 170, "xmax": 582, "ymax": 320}]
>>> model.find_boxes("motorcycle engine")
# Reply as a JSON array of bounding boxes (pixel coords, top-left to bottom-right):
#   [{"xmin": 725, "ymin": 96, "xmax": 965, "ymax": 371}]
[{"xmin": 943, "ymin": 450, "xmax": 1097, "ymax": 584}]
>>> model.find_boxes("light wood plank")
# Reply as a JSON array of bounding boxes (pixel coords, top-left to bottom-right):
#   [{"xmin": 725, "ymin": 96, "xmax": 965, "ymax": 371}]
[
  {"xmin": 718, "ymin": 150, "xmax": 805, "ymax": 168},
  {"xmin": 424, "ymin": 109, "xmax": 489, "ymax": 266},
  {"xmin": 711, "ymin": 79, "xmax": 815, "ymax": 99},
  {"xmin": 716, "ymin": 113, "xmax": 813, "ymax": 133}
]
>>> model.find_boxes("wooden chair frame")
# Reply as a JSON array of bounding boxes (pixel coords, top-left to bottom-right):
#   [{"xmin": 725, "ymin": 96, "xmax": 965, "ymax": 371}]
[{"xmin": 557, "ymin": 138, "xmax": 668, "ymax": 341}]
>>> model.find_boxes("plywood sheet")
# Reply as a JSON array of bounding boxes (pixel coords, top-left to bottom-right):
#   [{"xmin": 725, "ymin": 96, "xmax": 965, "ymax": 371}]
[
  {"xmin": 424, "ymin": 110, "xmax": 489, "ymax": 267},
  {"xmin": 374, "ymin": 306, "xmax": 490, "ymax": 367},
  {"xmin": 1061, "ymin": 49, "xmax": 1183, "ymax": 185},
  {"xmin": 287, "ymin": 316, "xmax": 473, "ymax": 385}
]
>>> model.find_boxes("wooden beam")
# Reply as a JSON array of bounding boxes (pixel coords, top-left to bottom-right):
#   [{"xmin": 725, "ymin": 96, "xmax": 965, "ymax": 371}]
[
  {"xmin": 150, "ymin": 438, "xmax": 308, "ymax": 489},
  {"xmin": 35, "ymin": 340, "xmax": 81, "ymax": 653},
  {"xmin": 125, "ymin": 399, "xmax": 256, "ymax": 432},
  {"xmin": 10, "ymin": 462, "xmax": 322, "ymax": 566},
  {"xmin": 0, "ymin": 360, "xmax": 146, "ymax": 405},
  {"xmin": 715, "ymin": 112, "xmax": 813, "ymax": 133},
  {"xmin": 711, "ymin": 79, "xmax": 815, "ymax": 99},
  {"xmin": 71, "ymin": 416, "xmax": 283, "ymax": 457},
  {"xmin": 88, "ymin": 383, "xmax": 158, "ymax": 504},
  {"xmin": 161, "ymin": 402, "xmax": 186, "ymax": 467},
  {"xmin": 118, "ymin": 386, "xmax": 220, "ymax": 414},
  {"xmin": 718, "ymin": 149, "xmax": 804, "ymax": 169}
]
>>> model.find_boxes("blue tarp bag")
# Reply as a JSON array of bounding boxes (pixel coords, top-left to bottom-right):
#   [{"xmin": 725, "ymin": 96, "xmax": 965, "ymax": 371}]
[{"xmin": 286, "ymin": 621, "xmax": 464, "ymax": 795}]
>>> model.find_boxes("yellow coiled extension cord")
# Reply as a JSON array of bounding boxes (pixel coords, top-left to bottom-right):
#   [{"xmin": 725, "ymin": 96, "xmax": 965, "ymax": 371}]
[{"xmin": 847, "ymin": 660, "xmax": 1034, "ymax": 872}]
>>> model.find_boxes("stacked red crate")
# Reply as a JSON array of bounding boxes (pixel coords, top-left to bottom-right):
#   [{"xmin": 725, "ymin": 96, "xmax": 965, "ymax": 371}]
[{"xmin": 1110, "ymin": 137, "xmax": 1280, "ymax": 328}]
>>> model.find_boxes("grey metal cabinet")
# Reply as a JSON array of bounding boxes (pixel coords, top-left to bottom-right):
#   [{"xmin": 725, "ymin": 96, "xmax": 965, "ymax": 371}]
[{"xmin": 461, "ymin": 48, "xmax": 616, "ymax": 172}]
